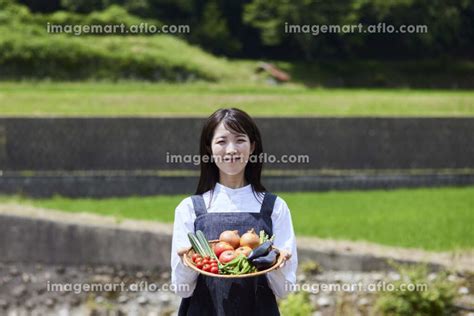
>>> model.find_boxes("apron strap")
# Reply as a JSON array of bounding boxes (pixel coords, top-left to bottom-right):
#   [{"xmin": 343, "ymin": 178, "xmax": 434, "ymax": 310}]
[
  {"xmin": 260, "ymin": 192, "xmax": 277, "ymax": 217},
  {"xmin": 191, "ymin": 195, "xmax": 207, "ymax": 217}
]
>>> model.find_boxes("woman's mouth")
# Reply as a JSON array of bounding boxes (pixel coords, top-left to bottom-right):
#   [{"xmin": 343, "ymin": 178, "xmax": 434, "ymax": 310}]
[{"xmin": 224, "ymin": 156, "xmax": 241, "ymax": 163}]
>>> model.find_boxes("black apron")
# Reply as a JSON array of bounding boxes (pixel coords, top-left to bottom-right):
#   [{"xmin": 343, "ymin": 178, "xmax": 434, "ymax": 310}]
[{"xmin": 178, "ymin": 192, "xmax": 280, "ymax": 316}]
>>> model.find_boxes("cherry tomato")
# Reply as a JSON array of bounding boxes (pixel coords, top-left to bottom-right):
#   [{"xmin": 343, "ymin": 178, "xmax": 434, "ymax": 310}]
[
  {"xmin": 196, "ymin": 261, "xmax": 204, "ymax": 269},
  {"xmin": 202, "ymin": 259, "xmax": 210, "ymax": 265},
  {"xmin": 210, "ymin": 267, "xmax": 219, "ymax": 274},
  {"xmin": 210, "ymin": 262, "xmax": 218, "ymax": 268},
  {"xmin": 202, "ymin": 264, "xmax": 211, "ymax": 272},
  {"xmin": 203, "ymin": 256, "xmax": 210, "ymax": 261},
  {"xmin": 192, "ymin": 254, "xmax": 201, "ymax": 262}
]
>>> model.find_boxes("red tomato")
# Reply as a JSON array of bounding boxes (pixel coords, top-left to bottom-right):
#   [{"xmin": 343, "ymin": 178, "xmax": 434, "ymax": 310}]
[
  {"xmin": 219, "ymin": 250, "xmax": 237, "ymax": 264},
  {"xmin": 192, "ymin": 254, "xmax": 201, "ymax": 262},
  {"xmin": 196, "ymin": 261, "xmax": 204, "ymax": 269},
  {"xmin": 210, "ymin": 266, "xmax": 219, "ymax": 274},
  {"xmin": 202, "ymin": 259, "xmax": 209, "ymax": 265},
  {"xmin": 234, "ymin": 246, "xmax": 252, "ymax": 257},
  {"xmin": 203, "ymin": 255, "xmax": 210, "ymax": 261},
  {"xmin": 213, "ymin": 241, "xmax": 234, "ymax": 258},
  {"xmin": 202, "ymin": 264, "xmax": 211, "ymax": 272}
]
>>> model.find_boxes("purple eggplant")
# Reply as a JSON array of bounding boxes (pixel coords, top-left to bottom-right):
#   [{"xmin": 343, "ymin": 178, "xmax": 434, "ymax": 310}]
[
  {"xmin": 247, "ymin": 241, "xmax": 273, "ymax": 261},
  {"xmin": 251, "ymin": 249, "xmax": 280, "ymax": 270}
]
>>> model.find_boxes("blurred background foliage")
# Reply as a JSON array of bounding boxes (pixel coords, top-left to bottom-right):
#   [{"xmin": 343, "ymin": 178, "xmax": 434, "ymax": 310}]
[
  {"xmin": 3, "ymin": 0, "xmax": 473, "ymax": 59},
  {"xmin": 0, "ymin": 0, "xmax": 473, "ymax": 82}
]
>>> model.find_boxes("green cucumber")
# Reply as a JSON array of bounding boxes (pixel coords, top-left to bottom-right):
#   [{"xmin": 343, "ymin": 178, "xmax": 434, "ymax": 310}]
[
  {"xmin": 188, "ymin": 232, "xmax": 206, "ymax": 256},
  {"xmin": 188, "ymin": 233, "xmax": 204, "ymax": 256},
  {"xmin": 196, "ymin": 230, "xmax": 218, "ymax": 260}
]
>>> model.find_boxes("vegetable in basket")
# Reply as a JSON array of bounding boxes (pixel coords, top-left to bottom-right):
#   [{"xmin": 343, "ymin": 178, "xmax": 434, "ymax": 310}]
[
  {"xmin": 251, "ymin": 249, "xmax": 280, "ymax": 270},
  {"xmin": 247, "ymin": 240, "xmax": 273, "ymax": 261},
  {"xmin": 220, "ymin": 254, "xmax": 257, "ymax": 275},
  {"xmin": 188, "ymin": 230, "xmax": 222, "ymax": 274},
  {"xmin": 188, "ymin": 228, "xmax": 281, "ymax": 275}
]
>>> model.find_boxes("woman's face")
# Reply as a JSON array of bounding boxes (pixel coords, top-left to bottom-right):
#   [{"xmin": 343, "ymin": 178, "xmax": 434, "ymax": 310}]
[{"xmin": 211, "ymin": 122, "xmax": 255, "ymax": 176}]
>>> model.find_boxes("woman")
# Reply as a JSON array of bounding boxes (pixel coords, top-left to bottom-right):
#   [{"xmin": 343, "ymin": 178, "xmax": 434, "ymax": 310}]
[{"xmin": 171, "ymin": 108, "xmax": 298, "ymax": 315}]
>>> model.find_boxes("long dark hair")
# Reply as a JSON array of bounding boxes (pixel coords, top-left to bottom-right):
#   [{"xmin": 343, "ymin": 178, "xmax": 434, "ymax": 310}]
[{"xmin": 195, "ymin": 108, "xmax": 266, "ymax": 199}]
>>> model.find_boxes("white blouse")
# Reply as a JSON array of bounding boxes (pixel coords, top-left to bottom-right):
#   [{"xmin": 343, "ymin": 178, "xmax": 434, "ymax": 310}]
[{"xmin": 170, "ymin": 182, "xmax": 298, "ymax": 299}]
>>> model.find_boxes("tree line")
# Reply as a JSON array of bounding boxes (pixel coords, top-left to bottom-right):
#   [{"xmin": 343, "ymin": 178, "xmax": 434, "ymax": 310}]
[{"xmin": 13, "ymin": 0, "xmax": 474, "ymax": 61}]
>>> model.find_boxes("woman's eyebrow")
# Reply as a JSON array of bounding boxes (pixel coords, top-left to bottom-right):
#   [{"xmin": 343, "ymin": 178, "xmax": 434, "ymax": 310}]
[{"xmin": 214, "ymin": 133, "xmax": 246, "ymax": 140}]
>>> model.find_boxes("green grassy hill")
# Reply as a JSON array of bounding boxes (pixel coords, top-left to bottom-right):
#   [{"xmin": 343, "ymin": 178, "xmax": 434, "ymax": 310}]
[
  {"xmin": 0, "ymin": 2, "xmax": 248, "ymax": 82},
  {"xmin": 0, "ymin": 28, "xmax": 246, "ymax": 81}
]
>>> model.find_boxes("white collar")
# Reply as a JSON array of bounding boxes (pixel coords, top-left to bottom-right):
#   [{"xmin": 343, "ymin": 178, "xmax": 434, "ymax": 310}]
[{"xmin": 215, "ymin": 182, "xmax": 252, "ymax": 196}]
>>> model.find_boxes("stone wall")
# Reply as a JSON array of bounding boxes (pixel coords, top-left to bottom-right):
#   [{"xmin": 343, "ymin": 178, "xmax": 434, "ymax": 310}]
[
  {"xmin": 1, "ymin": 117, "xmax": 473, "ymax": 196},
  {"xmin": 1, "ymin": 117, "xmax": 473, "ymax": 170}
]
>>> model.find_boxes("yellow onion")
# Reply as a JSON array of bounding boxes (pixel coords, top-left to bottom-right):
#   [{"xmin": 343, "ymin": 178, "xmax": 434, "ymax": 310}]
[
  {"xmin": 219, "ymin": 230, "xmax": 240, "ymax": 249},
  {"xmin": 240, "ymin": 228, "xmax": 260, "ymax": 249}
]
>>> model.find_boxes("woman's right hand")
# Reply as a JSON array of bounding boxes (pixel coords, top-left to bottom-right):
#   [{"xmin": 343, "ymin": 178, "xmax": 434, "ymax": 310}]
[{"xmin": 177, "ymin": 247, "xmax": 192, "ymax": 266}]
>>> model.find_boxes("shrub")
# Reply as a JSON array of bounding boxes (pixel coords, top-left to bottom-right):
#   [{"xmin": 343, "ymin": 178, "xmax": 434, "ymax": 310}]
[
  {"xmin": 279, "ymin": 291, "xmax": 314, "ymax": 316},
  {"xmin": 0, "ymin": 0, "xmax": 35, "ymax": 24},
  {"xmin": 301, "ymin": 260, "xmax": 323, "ymax": 275},
  {"xmin": 42, "ymin": 5, "xmax": 161, "ymax": 34},
  {"xmin": 374, "ymin": 262, "xmax": 459, "ymax": 316}
]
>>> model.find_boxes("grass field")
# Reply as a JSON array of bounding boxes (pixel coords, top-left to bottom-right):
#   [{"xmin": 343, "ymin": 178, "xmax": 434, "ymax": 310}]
[
  {"xmin": 1, "ymin": 82, "xmax": 473, "ymax": 117},
  {"xmin": 2, "ymin": 186, "xmax": 473, "ymax": 251}
]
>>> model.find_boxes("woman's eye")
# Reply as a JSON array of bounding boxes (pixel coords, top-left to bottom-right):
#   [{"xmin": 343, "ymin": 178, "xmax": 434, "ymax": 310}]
[{"xmin": 237, "ymin": 139, "xmax": 246, "ymax": 143}]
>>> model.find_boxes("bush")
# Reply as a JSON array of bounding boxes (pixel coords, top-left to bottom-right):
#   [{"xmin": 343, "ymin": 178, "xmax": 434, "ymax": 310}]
[
  {"xmin": 279, "ymin": 291, "xmax": 314, "ymax": 316},
  {"xmin": 301, "ymin": 260, "xmax": 323, "ymax": 275},
  {"xmin": 0, "ymin": 0, "xmax": 35, "ymax": 24},
  {"xmin": 45, "ymin": 10, "xmax": 88, "ymax": 26},
  {"xmin": 42, "ymin": 5, "xmax": 161, "ymax": 34},
  {"xmin": 374, "ymin": 262, "xmax": 459, "ymax": 316},
  {"xmin": 61, "ymin": 0, "xmax": 104, "ymax": 14},
  {"xmin": 85, "ymin": 5, "xmax": 143, "ymax": 26}
]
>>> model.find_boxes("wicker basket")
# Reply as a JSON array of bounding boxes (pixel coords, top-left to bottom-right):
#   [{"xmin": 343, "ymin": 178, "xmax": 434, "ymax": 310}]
[{"xmin": 183, "ymin": 240, "xmax": 284, "ymax": 279}]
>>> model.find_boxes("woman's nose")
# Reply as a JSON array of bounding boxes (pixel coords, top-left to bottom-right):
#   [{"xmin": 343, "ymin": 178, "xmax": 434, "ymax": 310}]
[{"xmin": 226, "ymin": 142, "xmax": 237, "ymax": 154}]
